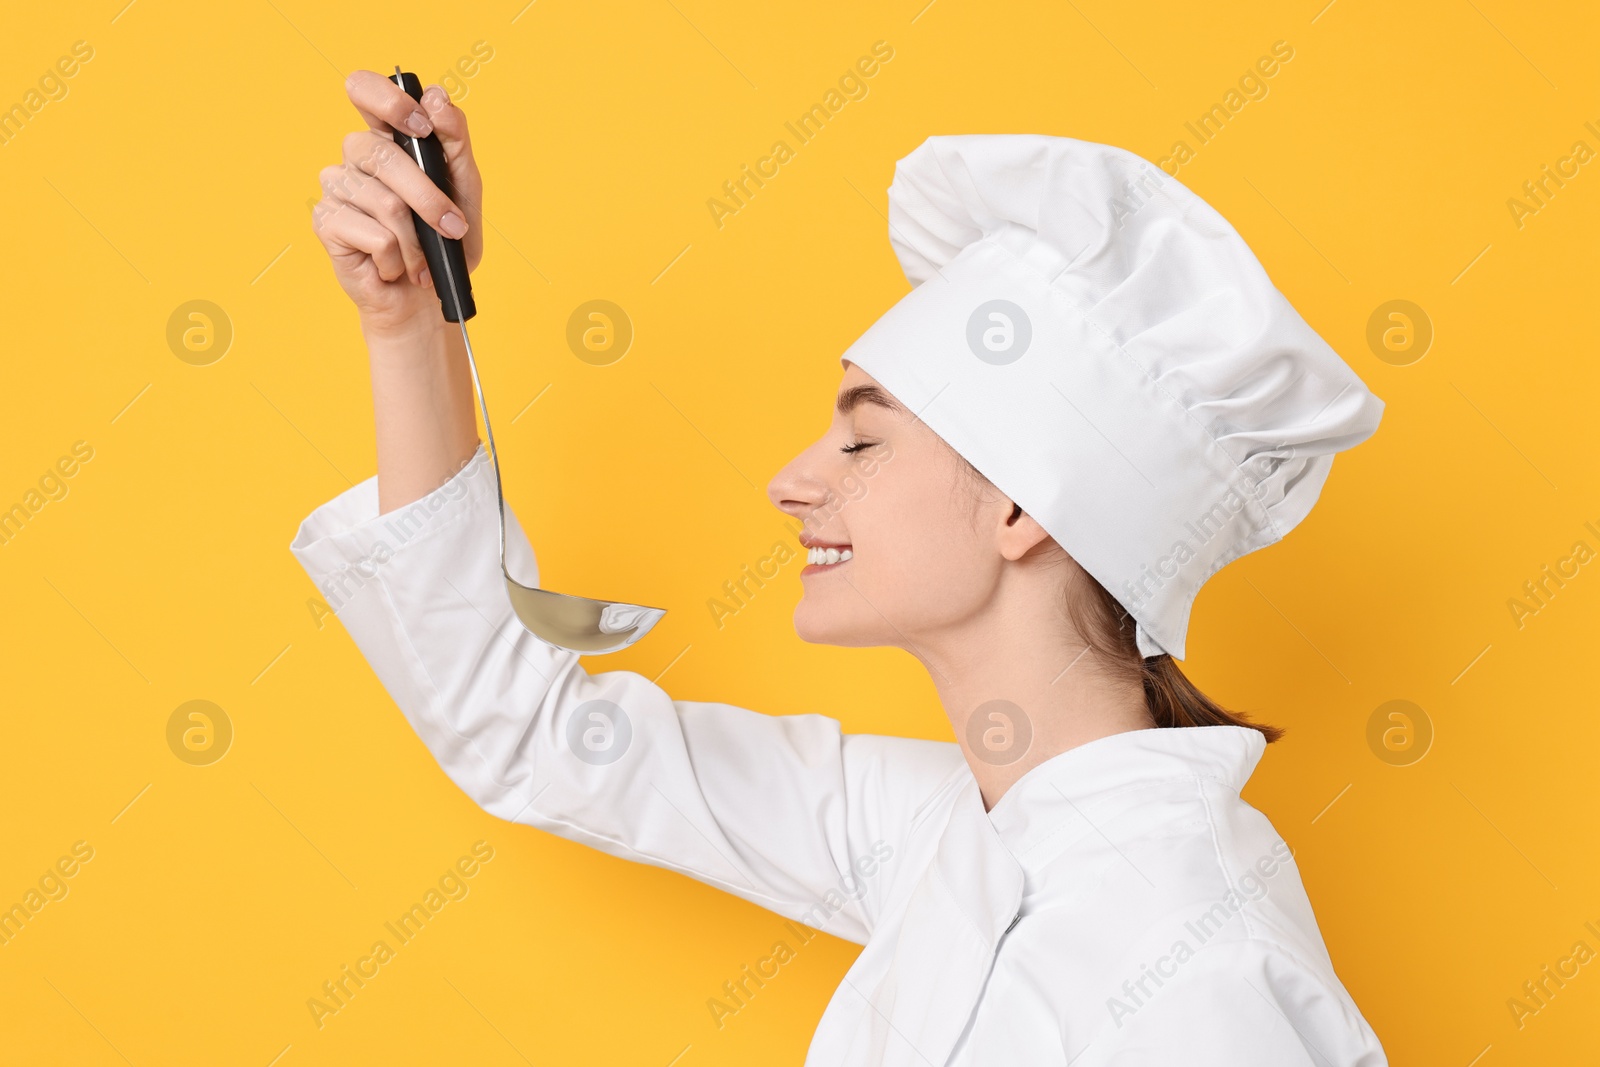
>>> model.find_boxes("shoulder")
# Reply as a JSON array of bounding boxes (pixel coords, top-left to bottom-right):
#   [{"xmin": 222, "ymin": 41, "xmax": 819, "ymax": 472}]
[
  {"xmin": 838, "ymin": 730, "xmax": 969, "ymax": 816},
  {"xmin": 1090, "ymin": 935, "xmax": 1388, "ymax": 1066}
]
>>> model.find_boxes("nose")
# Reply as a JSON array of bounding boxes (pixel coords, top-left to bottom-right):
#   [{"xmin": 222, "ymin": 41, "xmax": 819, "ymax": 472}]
[{"xmin": 767, "ymin": 439, "xmax": 835, "ymax": 527}]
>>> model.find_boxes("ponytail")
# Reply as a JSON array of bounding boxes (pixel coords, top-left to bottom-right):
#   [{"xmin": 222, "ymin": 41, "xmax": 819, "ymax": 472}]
[
  {"xmin": 1066, "ymin": 566, "xmax": 1283, "ymax": 744},
  {"xmin": 958, "ymin": 451, "xmax": 1281, "ymax": 743}
]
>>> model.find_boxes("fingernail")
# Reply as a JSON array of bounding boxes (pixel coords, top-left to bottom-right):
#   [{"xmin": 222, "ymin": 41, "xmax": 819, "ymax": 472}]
[
  {"xmin": 423, "ymin": 87, "xmax": 446, "ymax": 111},
  {"xmin": 407, "ymin": 111, "xmax": 432, "ymax": 136},
  {"xmin": 439, "ymin": 212, "xmax": 467, "ymax": 238},
  {"xmin": 419, "ymin": 267, "xmax": 432, "ymax": 288}
]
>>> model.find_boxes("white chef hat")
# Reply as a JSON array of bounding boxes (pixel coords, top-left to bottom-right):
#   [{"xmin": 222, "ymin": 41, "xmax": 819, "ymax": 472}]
[{"xmin": 840, "ymin": 134, "xmax": 1384, "ymax": 660}]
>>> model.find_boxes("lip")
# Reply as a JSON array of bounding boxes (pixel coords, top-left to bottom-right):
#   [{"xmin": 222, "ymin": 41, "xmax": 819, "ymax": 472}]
[{"xmin": 798, "ymin": 536, "xmax": 851, "ymax": 550}]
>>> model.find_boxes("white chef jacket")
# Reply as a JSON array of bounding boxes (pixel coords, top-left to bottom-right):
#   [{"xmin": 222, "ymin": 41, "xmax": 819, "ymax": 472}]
[{"xmin": 289, "ymin": 444, "xmax": 1387, "ymax": 1066}]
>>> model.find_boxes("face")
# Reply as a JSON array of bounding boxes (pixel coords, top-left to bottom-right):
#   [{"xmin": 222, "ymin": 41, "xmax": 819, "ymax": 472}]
[{"xmin": 766, "ymin": 361, "xmax": 1029, "ymax": 649}]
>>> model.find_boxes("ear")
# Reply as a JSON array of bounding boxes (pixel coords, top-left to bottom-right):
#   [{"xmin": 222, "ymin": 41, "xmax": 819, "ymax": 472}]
[{"xmin": 995, "ymin": 502, "xmax": 1055, "ymax": 562}]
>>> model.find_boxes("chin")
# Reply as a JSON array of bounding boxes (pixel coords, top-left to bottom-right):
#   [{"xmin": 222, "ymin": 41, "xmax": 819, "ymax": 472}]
[
  {"xmin": 791, "ymin": 606, "xmax": 837, "ymax": 645},
  {"xmin": 791, "ymin": 602, "xmax": 879, "ymax": 648}
]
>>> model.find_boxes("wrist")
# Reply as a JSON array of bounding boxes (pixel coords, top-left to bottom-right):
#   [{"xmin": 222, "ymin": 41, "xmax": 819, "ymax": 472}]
[{"xmin": 361, "ymin": 309, "xmax": 445, "ymax": 360}]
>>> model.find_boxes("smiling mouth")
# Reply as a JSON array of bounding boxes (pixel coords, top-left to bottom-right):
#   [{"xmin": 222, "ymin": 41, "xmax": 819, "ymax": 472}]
[{"xmin": 801, "ymin": 545, "xmax": 852, "ymax": 574}]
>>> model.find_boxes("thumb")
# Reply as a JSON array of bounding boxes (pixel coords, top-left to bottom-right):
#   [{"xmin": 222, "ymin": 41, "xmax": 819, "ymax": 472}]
[{"xmin": 420, "ymin": 85, "xmax": 484, "ymax": 262}]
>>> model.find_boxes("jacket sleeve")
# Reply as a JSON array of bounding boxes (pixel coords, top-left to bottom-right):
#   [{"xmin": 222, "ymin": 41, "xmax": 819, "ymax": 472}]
[{"xmin": 288, "ymin": 443, "xmax": 964, "ymax": 945}]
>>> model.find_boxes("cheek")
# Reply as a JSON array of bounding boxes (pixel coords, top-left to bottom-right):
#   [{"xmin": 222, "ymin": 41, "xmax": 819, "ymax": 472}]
[
  {"xmin": 854, "ymin": 472, "xmax": 985, "ymax": 588},
  {"xmin": 793, "ymin": 466, "xmax": 995, "ymax": 642}
]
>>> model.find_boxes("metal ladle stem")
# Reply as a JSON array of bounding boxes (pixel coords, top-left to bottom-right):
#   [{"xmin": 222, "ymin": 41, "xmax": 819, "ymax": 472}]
[{"xmin": 401, "ymin": 130, "xmax": 666, "ymax": 653}]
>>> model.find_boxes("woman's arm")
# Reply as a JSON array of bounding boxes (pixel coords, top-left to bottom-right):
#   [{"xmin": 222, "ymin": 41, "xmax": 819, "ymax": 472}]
[
  {"xmin": 310, "ymin": 70, "xmax": 484, "ymax": 513},
  {"xmin": 289, "ymin": 449, "xmax": 964, "ymax": 943},
  {"xmin": 364, "ymin": 316, "xmax": 481, "ymax": 514},
  {"xmin": 302, "ymin": 70, "xmax": 963, "ymax": 942}
]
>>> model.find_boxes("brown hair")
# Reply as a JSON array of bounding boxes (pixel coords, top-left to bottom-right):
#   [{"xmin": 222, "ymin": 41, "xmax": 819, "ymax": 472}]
[
  {"xmin": 1064, "ymin": 561, "xmax": 1283, "ymax": 743},
  {"xmin": 953, "ymin": 451, "xmax": 1282, "ymax": 744}
]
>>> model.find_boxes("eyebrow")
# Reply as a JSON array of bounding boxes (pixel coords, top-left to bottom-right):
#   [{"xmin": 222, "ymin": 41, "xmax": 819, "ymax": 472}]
[{"xmin": 836, "ymin": 384, "xmax": 907, "ymax": 417}]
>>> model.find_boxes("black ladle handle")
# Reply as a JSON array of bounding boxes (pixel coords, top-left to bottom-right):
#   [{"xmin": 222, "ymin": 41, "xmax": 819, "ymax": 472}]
[{"xmin": 388, "ymin": 68, "xmax": 476, "ymax": 324}]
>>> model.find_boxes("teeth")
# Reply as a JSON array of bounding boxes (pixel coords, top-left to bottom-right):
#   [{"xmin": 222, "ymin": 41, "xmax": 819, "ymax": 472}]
[{"xmin": 807, "ymin": 546, "xmax": 853, "ymax": 565}]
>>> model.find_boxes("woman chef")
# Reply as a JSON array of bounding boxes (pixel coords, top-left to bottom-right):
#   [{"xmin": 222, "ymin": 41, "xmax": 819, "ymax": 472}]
[{"xmin": 300, "ymin": 72, "xmax": 1389, "ymax": 1065}]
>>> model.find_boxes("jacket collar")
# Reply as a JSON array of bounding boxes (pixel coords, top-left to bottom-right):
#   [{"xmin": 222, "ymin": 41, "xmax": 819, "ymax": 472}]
[
  {"xmin": 846, "ymin": 727, "xmax": 1266, "ymax": 1066},
  {"xmin": 857, "ymin": 770, "xmax": 1024, "ymax": 1066},
  {"xmin": 984, "ymin": 724, "xmax": 1267, "ymax": 871},
  {"xmin": 917, "ymin": 725, "xmax": 1267, "ymax": 939},
  {"xmin": 933, "ymin": 772, "xmax": 1027, "ymax": 941}
]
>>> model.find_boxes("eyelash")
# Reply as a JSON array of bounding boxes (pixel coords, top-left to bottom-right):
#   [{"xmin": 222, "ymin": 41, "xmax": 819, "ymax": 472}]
[{"xmin": 839, "ymin": 440, "xmax": 875, "ymax": 455}]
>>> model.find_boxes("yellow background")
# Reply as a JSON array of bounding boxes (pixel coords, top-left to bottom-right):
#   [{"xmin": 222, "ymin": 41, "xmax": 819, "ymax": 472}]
[{"xmin": 2, "ymin": 0, "xmax": 1596, "ymax": 1062}]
